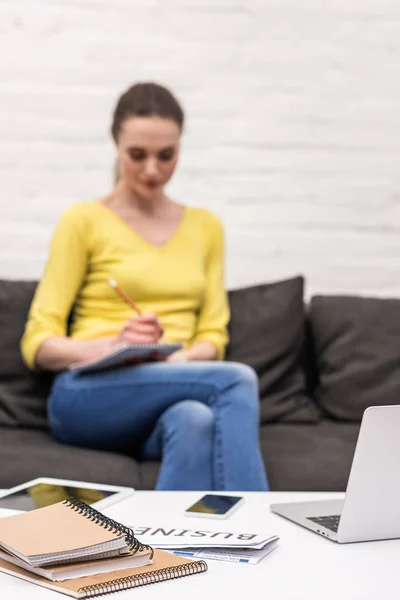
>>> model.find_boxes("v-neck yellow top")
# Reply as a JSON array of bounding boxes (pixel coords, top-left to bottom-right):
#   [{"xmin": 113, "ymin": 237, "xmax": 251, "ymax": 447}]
[{"xmin": 21, "ymin": 201, "xmax": 230, "ymax": 370}]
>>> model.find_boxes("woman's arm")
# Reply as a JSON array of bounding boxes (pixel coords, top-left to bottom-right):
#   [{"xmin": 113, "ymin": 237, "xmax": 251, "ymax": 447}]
[
  {"xmin": 168, "ymin": 340, "xmax": 218, "ymax": 362},
  {"xmin": 20, "ymin": 204, "xmax": 107, "ymax": 371},
  {"xmin": 172, "ymin": 213, "xmax": 230, "ymax": 362},
  {"xmin": 35, "ymin": 336, "xmax": 115, "ymax": 371},
  {"xmin": 35, "ymin": 313, "xmax": 164, "ymax": 371}
]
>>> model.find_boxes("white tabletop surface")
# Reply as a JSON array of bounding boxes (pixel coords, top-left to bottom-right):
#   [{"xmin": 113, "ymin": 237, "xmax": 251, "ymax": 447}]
[{"xmin": 0, "ymin": 490, "xmax": 398, "ymax": 599}]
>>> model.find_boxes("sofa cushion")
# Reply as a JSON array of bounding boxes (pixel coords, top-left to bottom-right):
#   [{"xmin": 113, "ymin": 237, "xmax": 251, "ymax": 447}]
[
  {"xmin": 310, "ymin": 295, "xmax": 400, "ymax": 420},
  {"xmin": 260, "ymin": 420, "xmax": 360, "ymax": 491},
  {"xmin": 0, "ymin": 280, "xmax": 53, "ymax": 428},
  {"xmin": 0, "ymin": 427, "xmax": 144, "ymax": 489},
  {"xmin": 226, "ymin": 276, "xmax": 320, "ymax": 423},
  {"xmin": 0, "ymin": 276, "xmax": 319, "ymax": 429}
]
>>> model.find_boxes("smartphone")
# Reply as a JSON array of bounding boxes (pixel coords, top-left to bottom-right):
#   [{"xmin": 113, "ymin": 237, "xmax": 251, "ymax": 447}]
[{"xmin": 184, "ymin": 494, "xmax": 244, "ymax": 519}]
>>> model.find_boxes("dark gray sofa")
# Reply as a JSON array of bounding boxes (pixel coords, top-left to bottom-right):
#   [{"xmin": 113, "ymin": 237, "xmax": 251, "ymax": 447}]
[{"xmin": 1, "ymin": 276, "xmax": 398, "ymax": 492}]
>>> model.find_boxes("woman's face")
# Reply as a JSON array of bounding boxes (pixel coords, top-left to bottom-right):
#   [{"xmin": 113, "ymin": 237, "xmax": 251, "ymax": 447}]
[{"xmin": 116, "ymin": 116, "xmax": 181, "ymax": 200}]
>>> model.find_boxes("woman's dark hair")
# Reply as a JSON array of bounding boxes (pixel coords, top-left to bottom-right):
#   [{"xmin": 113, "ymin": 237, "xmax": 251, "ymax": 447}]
[{"xmin": 111, "ymin": 82, "xmax": 184, "ymax": 141}]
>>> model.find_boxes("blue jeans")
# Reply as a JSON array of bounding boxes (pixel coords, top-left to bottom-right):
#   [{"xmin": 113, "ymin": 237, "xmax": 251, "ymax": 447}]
[{"xmin": 48, "ymin": 361, "xmax": 269, "ymax": 492}]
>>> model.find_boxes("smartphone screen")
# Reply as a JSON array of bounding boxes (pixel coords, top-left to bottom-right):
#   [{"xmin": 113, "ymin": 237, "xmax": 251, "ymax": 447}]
[{"xmin": 185, "ymin": 494, "xmax": 243, "ymax": 516}]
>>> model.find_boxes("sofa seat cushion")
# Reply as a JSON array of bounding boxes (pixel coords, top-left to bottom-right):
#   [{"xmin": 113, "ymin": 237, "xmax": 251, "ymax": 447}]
[
  {"xmin": 137, "ymin": 461, "xmax": 160, "ymax": 491},
  {"xmin": 0, "ymin": 427, "xmax": 148, "ymax": 489},
  {"xmin": 260, "ymin": 420, "xmax": 360, "ymax": 491},
  {"xmin": 226, "ymin": 276, "xmax": 320, "ymax": 423},
  {"xmin": 310, "ymin": 295, "xmax": 400, "ymax": 420}
]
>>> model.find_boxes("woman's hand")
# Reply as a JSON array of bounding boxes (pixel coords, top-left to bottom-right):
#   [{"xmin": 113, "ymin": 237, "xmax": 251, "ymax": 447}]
[
  {"xmin": 167, "ymin": 341, "xmax": 218, "ymax": 362},
  {"xmin": 114, "ymin": 313, "xmax": 164, "ymax": 346},
  {"xmin": 166, "ymin": 350, "xmax": 189, "ymax": 363}
]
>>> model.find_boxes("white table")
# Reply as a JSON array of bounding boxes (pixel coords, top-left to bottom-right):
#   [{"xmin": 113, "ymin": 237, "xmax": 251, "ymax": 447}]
[{"xmin": 1, "ymin": 491, "xmax": 399, "ymax": 599}]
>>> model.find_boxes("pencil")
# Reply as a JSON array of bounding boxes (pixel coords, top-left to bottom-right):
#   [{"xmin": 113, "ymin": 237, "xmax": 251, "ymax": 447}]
[{"xmin": 108, "ymin": 278, "xmax": 142, "ymax": 315}]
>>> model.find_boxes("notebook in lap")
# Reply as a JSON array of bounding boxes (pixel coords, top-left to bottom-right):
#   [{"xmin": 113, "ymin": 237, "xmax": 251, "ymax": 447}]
[
  {"xmin": 270, "ymin": 405, "xmax": 400, "ymax": 543},
  {"xmin": 69, "ymin": 343, "xmax": 183, "ymax": 374}
]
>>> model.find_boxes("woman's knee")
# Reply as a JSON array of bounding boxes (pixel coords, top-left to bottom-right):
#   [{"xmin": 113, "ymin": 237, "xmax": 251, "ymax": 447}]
[
  {"xmin": 161, "ymin": 400, "xmax": 215, "ymax": 440},
  {"xmin": 215, "ymin": 363, "xmax": 259, "ymax": 400},
  {"xmin": 223, "ymin": 362, "xmax": 258, "ymax": 387},
  {"xmin": 217, "ymin": 362, "xmax": 260, "ymax": 413},
  {"xmin": 161, "ymin": 400, "xmax": 215, "ymax": 435}
]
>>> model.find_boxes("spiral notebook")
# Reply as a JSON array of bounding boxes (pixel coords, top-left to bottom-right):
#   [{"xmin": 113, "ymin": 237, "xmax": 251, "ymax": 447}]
[
  {"xmin": 0, "ymin": 549, "xmax": 207, "ymax": 598},
  {"xmin": 69, "ymin": 343, "xmax": 183, "ymax": 374},
  {"xmin": 0, "ymin": 498, "xmax": 207, "ymax": 597},
  {"xmin": 0, "ymin": 498, "xmax": 150, "ymax": 568},
  {"xmin": 0, "ymin": 547, "xmax": 153, "ymax": 582}
]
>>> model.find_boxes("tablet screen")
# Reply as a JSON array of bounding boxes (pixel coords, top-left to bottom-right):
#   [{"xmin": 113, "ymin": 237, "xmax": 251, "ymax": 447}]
[{"xmin": 0, "ymin": 483, "xmax": 118, "ymax": 511}]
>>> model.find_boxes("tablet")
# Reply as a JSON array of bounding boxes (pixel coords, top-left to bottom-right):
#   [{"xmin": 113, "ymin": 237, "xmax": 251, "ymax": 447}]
[{"xmin": 0, "ymin": 478, "xmax": 134, "ymax": 514}]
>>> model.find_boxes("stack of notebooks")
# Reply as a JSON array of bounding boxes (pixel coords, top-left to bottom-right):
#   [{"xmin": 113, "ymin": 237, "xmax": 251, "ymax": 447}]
[{"xmin": 0, "ymin": 497, "xmax": 207, "ymax": 598}]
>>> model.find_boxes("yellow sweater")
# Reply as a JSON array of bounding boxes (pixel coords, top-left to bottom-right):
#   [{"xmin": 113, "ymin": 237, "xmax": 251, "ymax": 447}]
[{"xmin": 21, "ymin": 201, "xmax": 230, "ymax": 370}]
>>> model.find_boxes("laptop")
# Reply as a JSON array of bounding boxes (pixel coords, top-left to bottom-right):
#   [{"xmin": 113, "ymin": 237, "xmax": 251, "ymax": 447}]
[{"xmin": 270, "ymin": 405, "xmax": 400, "ymax": 543}]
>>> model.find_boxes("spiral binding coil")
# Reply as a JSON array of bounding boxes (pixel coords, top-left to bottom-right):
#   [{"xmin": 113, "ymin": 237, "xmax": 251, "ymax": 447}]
[
  {"xmin": 79, "ymin": 560, "xmax": 208, "ymax": 598},
  {"xmin": 62, "ymin": 498, "xmax": 153, "ymax": 558}
]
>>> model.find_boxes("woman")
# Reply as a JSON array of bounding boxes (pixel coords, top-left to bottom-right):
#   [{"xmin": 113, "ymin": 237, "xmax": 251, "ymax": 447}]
[{"xmin": 21, "ymin": 82, "xmax": 269, "ymax": 492}]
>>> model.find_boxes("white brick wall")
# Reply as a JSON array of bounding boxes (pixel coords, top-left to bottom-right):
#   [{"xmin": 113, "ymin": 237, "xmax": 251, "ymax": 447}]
[{"xmin": 0, "ymin": 0, "xmax": 400, "ymax": 298}]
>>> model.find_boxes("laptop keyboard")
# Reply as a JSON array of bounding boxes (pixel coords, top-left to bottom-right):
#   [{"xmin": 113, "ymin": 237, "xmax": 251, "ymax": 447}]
[{"xmin": 307, "ymin": 515, "xmax": 341, "ymax": 533}]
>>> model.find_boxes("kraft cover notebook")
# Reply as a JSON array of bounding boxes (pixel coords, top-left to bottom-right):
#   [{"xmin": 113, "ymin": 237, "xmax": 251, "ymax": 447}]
[
  {"xmin": 0, "ymin": 547, "xmax": 153, "ymax": 581},
  {"xmin": 0, "ymin": 550, "xmax": 208, "ymax": 598},
  {"xmin": 0, "ymin": 498, "xmax": 152, "ymax": 570},
  {"xmin": 69, "ymin": 343, "xmax": 183, "ymax": 374}
]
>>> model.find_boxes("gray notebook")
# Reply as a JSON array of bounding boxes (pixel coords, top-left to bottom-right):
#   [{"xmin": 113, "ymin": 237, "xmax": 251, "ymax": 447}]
[{"xmin": 69, "ymin": 343, "xmax": 183, "ymax": 374}]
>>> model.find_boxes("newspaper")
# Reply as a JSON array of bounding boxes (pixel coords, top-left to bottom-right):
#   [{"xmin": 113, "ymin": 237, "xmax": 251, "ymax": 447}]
[
  {"xmin": 130, "ymin": 522, "xmax": 279, "ymax": 564},
  {"xmin": 170, "ymin": 539, "xmax": 279, "ymax": 564}
]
